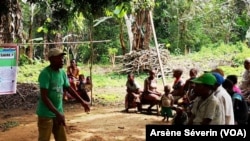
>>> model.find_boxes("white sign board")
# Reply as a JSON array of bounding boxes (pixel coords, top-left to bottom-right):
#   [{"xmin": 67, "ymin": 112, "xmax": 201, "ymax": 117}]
[{"xmin": 0, "ymin": 44, "xmax": 18, "ymax": 95}]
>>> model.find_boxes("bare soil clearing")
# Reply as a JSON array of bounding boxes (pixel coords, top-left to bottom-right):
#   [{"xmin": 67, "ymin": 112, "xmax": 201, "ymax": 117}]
[{"xmin": 0, "ymin": 103, "xmax": 170, "ymax": 141}]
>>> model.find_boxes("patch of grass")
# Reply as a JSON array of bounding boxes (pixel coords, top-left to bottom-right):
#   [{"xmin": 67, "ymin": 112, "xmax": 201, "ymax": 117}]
[
  {"xmin": 96, "ymin": 94, "xmax": 121, "ymax": 102},
  {"xmin": 0, "ymin": 121, "xmax": 19, "ymax": 132},
  {"xmin": 219, "ymin": 66, "xmax": 244, "ymax": 77},
  {"xmin": 17, "ymin": 62, "xmax": 49, "ymax": 83},
  {"xmin": 92, "ymin": 73, "xmax": 127, "ymax": 88}
]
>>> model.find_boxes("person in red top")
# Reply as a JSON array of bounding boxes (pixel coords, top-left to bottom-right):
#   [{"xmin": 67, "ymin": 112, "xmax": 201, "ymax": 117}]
[
  {"xmin": 64, "ymin": 59, "xmax": 80, "ymax": 100},
  {"xmin": 67, "ymin": 59, "xmax": 80, "ymax": 90}
]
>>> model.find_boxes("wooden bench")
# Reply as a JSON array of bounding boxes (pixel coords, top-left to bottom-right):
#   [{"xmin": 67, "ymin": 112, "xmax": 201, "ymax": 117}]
[{"xmin": 140, "ymin": 98, "xmax": 161, "ymax": 116}]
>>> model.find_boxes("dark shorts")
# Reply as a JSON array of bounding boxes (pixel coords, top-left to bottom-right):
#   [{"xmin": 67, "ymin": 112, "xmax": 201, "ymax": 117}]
[{"xmin": 161, "ymin": 107, "xmax": 173, "ymax": 117}]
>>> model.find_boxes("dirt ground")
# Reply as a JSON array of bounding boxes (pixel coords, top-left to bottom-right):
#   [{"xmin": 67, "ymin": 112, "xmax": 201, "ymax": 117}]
[
  {"xmin": 0, "ymin": 84, "xmax": 172, "ymax": 141},
  {"xmin": 0, "ymin": 103, "xmax": 171, "ymax": 141}
]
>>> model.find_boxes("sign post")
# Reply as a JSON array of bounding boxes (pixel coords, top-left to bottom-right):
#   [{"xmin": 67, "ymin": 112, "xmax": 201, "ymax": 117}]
[{"xmin": 0, "ymin": 44, "xmax": 18, "ymax": 95}]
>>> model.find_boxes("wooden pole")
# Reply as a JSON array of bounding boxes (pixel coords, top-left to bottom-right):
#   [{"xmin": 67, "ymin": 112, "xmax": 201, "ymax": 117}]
[
  {"xmin": 89, "ymin": 27, "xmax": 93, "ymax": 106},
  {"xmin": 149, "ymin": 11, "xmax": 166, "ymax": 86}
]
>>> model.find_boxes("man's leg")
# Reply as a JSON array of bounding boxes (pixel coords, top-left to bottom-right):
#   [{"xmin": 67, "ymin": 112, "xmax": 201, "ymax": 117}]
[
  {"xmin": 38, "ymin": 117, "xmax": 53, "ymax": 141},
  {"xmin": 52, "ymin": 118, "xmax": 67, "ymax": 141}
]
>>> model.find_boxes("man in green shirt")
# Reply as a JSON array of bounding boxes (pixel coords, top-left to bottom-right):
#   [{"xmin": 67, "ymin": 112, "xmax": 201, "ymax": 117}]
[{"xmin": 36, "ymin": 48, "xmax": 90, "ymax": 141}]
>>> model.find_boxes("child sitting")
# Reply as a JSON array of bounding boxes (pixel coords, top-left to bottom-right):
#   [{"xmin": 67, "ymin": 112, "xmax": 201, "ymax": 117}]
[
  {"xmin": 160, "ymin": 85, "xmax": 174, "ymax": 122},
  {"xmin": 76, "ymin": 74, "xmax": 90, "ymax": 102},
  {"xmin": 77, "ymin": 74, "xmax": 86, "ymax": 91},
  {"xmin": 85, "ymin": 76, "xmax": 92, "ymax": 92}
]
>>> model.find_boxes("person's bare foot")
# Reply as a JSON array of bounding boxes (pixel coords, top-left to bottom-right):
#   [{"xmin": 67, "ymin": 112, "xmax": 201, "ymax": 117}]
[{"xmin": 125, "ymin": 108, "xmax": 129, "ymax": 113}]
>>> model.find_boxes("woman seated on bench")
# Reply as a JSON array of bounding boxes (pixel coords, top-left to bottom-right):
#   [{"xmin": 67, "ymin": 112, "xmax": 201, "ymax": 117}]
[
  {"xmin": 142, "ymin": 69, "xmax": 162, "ymax": 113},
  {"xmin": 125, "ymin": 73, "xmax": 142, "ymax": 112}
]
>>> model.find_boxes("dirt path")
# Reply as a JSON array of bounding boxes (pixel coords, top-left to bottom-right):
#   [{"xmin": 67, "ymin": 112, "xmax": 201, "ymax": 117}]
[{"xmin": 0, "ymin": 103, "xmax": 171, "ymax": 141}]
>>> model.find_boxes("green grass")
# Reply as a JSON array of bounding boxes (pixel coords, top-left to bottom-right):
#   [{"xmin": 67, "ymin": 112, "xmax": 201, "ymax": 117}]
[
  {"xmin": 16, "ymin": 42, "xmax": 250, "ymax": 88},
  {"xmin": 17, "ymin": 62, "xmax": 49, "ymax": 83}
]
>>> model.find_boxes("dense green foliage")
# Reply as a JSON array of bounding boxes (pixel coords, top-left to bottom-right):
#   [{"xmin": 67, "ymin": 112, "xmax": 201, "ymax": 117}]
[{"xmin": 14, "ymin": 0, "xmax": 250, "ymax": 64}]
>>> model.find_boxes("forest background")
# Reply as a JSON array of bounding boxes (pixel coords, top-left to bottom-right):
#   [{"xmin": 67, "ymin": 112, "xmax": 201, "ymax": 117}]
[
  {"xmin": 1, "ymin": 0, "xmax": 250, "ymax": 112},
  {"xmin": 0, "ymin": 0, "xmax": 250, "ymax": 109},
  {"xmin": 1, "ymin": 1, "xmax": 250, "ymax": 140}
]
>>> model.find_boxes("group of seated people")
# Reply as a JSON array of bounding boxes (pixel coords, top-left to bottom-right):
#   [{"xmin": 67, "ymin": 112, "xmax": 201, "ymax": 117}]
[
  {"xmin": 125, "ymin": 69, "xmax": 162, "ymax": 113},
  {"xmin": 125, "ymin": 68, "xmax": 196, "ymax": 113},
  {"xmin": 64, "ymin": 59, "xmax": 92, "ymax": 102},
  {"xmin": 125, "ymin": 64, "xmax": 250, "ymax": 125}
]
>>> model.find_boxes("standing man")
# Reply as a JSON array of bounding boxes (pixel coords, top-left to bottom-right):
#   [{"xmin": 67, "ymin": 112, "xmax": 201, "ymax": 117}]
[
  {"xmin": 36, "ymin": 48, "xmax": 90, "ymax": 141},
  {"xmin": 188, "ymin": 73, "xmax": 224, "ymax": 125}
]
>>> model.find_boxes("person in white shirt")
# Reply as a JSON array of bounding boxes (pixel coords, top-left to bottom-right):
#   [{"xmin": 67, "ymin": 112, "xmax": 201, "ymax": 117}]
[
  {"xmin": 125, "ymin": 73, "xmax": 142, "ymax": 112},
  {"xmin": 212, "ymin": 72, "xmax": 235, "ymax": 125}
]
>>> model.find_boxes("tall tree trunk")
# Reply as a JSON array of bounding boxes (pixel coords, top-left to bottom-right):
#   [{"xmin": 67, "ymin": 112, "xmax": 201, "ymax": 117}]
[
  {"xmin": 124, "ymin": 14, "xmax": 133, "ymax": 53},
  {"xmin": 119, "ymin": 22, "xmax": 126, "ymax": 55},
  {"xmin": 144, "ymin": 10, "xmax": 152, "ymax": 49},
  {"xmin": 132, "ymin": 9, "xmax": 152, "ymax": 50},
  {"xmin": 26, "ymin": 3, "xmax": 36, "ymax": 59},
  {"xmin": 0, "ymin": 0, "xmax": 23, "ymax": 43}
]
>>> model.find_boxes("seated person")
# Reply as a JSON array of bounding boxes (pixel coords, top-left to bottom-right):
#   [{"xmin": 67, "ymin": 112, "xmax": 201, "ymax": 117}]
[
  {"xmin": 64, "ymin": 59, "xmax": 80, "ymax": 100},
  {"xmin": 222, "ymin": 79, "xmax": 249, "ymax": 125},
  {"xmin": 125, "ymin": 73, "xmax": 142, "ymax": 112},
  {"xmin": 181, "ymin": 68, "xmax": 198, "ymax": 107},
  {"xmin": 142, "ymin": 69, "xmax": 162, "ymax": 112},
  {"xmin": 226, "ymin": 74, "xmax": 242, "ymax": 94},
  {"xmin": 76, "ymin": 74, "xmax": 90, "ymax": 102},
  {"xmin": 67, "ymin": 59, "xmax": 80, "ymax": 90},
  {"xmin": 170, "ymin": 68, "xmax": 185, "ymax": 104},
  {"xmin": 85, "ymin": 76, "xmax": 92, "ymax": 93}
]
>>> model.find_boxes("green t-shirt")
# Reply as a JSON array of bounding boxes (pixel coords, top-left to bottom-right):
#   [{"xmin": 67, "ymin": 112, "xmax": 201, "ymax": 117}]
[{"xmin": 36, "ymin": 66, "xmax": 70, "ymax": 117}]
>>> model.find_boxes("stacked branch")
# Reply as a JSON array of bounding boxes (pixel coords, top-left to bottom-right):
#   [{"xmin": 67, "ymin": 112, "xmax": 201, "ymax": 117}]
[
  {"xmin": 0, "ymin": 83, "xmax": 39, "ymax": 110},
  {"xmin": 118, "ymin": 48, "xmax": 172, "ymax": 75}
]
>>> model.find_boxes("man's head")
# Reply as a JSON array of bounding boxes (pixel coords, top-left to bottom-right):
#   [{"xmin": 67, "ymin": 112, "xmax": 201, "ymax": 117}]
[
  {"xmin": 244, "ymin": 58, "xmax": 250, "ymax": 70},
  {"xmin": 189, "ymin": 68, "xmax": 198, "ymax": 78},
  {"xmin": 191, "ymin": 73, "xmax": 217, "ymax": 97},
  {"xmin": 212, "ymin": 72, "xmax": 225, "ymax": 87},
  {"xmin": 127, "ymin": 73, "xmax": 135, "ymax": 82},
  {"xmin": 226, "ymin": 75, "xmax": 238, "ymax": 85},
  {"xmin": 48, "ymin": 48, "xmax": 66, "ymax": 70},
  {"xmin": 222, "ymin": 79, "xmax": 234, "ymax": 95},
  {"xmin": 70, "ymin": 59, "xmax": 77, "ymax": 67},
  {"xmin": 149, "ymin": 69, "xmax": 156, "ymax": 78},
  {"xmin": 173, "ymin": 68, "xmax": 183, "ymax": 78}
]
